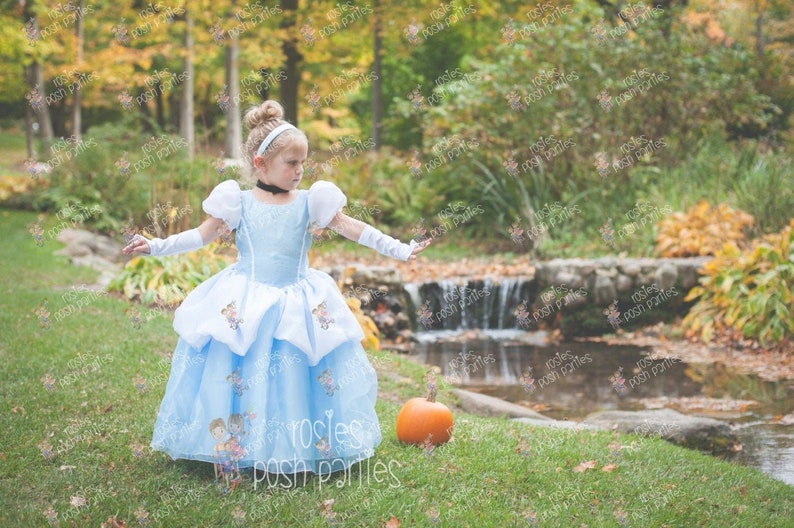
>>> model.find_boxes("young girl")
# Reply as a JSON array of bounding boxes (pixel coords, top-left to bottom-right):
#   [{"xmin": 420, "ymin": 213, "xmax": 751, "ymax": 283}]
[{"xmin": 123, "ymin": 100, "xmax": 429, "ymax": 479}]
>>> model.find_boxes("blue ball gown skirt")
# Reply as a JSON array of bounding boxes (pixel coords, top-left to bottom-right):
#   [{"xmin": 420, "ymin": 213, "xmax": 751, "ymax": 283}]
[{"xmin": 149, "ymin": 182, "xmax": 382, "ymax": 475}]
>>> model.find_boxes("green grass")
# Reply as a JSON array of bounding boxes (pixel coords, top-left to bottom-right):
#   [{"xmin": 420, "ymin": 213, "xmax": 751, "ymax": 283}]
[
  {"xmin": 1, "ymin": 208, "xmax": 792, "ymax": 527},
  {"xmin": 0, "ymin": 128, "xmax": 29, "ymax": 176}
]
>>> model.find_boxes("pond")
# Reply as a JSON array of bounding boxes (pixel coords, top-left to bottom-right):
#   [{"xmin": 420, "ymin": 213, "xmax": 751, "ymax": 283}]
[{"xmin": 410, "ymin": 331, "xmax": 794, "ymax": 486}]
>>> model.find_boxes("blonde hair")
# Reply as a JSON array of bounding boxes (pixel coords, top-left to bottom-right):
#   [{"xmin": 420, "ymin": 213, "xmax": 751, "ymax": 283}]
[{"xmin": 243, "ymin": 100, "xmax": 306, "ymax": 168}]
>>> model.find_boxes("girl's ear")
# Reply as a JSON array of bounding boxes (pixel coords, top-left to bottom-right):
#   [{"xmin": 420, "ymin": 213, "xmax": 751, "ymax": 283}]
[{"xmin": 253, "ymin": 155, "xmax": 268, "ymax": 171}]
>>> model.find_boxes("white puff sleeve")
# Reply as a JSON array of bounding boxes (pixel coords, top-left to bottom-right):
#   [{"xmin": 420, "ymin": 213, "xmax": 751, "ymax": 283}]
[
  {"xmin": 202, "ymin": 180, "xmax": 242, "ymax": 230},
  {"xmin": 308, "ymin": 180, "xmax": 347, "ymax": 228}
]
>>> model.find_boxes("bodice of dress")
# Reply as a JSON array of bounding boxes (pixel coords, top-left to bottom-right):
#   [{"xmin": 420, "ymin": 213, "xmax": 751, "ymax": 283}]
[{"xmin": 234, "ymin": 191, "xmax": 313, "ymax": 287}]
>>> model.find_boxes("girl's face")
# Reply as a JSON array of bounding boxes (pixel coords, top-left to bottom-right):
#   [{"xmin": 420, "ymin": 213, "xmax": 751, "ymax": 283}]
[{"xmin": 257, "ymin": 137, "xmax": 308, "ymax": 191}]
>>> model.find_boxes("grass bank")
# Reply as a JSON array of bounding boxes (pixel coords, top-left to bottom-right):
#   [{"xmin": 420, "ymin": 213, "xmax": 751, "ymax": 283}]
[{"xmin": 1, "ymin": 209, "xmax": 791, "ymax": 527}]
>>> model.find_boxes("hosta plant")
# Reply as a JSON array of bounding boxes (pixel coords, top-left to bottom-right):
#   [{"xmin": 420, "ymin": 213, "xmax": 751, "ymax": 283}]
[{"xmin": 683, "ymin": 220, "xmax": 794, "ymax": 346}]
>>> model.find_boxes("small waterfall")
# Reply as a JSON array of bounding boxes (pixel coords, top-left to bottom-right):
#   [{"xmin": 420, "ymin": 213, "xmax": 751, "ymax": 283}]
[{"xmin": 406, "ymin": 277, "xmax": 535, "ymax": 332}]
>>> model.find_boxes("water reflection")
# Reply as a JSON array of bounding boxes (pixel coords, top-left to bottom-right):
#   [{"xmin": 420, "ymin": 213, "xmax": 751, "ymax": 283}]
[{"xmin": 411, "ymin": 337, "xmax": 794, "ymax": 485}]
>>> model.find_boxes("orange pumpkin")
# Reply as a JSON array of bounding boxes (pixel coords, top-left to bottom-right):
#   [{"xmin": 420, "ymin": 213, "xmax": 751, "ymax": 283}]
[{"xmin": 395, "ymin": 371, "xmax": 454, "ymax": 445}]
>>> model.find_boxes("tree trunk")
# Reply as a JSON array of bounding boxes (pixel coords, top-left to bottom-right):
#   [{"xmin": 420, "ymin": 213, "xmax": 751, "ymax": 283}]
[
  {"xmin": 279, "ymin": 0, "xmax": 301, "ymax": 125},
  {"xmin": 72, "ymin": 0, "xmax": 84, "ymax": 142},
  {"xmin": 225, "ymin": 35, "xmax": 242, "ymax": 160},
  {"xmin": 180, "ymin": 13, "xmax": 195, "ymax": 160},
  {"xmin": 755, "ymin": 0, "xmax": 765, "ymax": 75},
  {"xmin": 371, "ymin": 0, "xmax": 382, "ymax": 151},
  {"xmin": 28, "ymin": 61, "xmax": 55, "ymax": 146},
  {"xmin": 24, "ymin": 98, "xmax": 35, "ymax": 159}
]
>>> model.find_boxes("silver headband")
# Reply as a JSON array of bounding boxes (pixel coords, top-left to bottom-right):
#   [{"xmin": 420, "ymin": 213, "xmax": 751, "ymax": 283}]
[{"xmin": 255, "ymin": 123, "xmax": 298, "ymax": 157}]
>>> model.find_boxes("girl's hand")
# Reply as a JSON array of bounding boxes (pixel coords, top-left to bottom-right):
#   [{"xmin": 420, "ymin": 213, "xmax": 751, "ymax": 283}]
[
  {"xmin": 122, "ymin": 235, "xmax": 151, "ymax": 255},
  {"xmin": 407, "ymin": 238, "xmax": 432, "ymax": 261}
]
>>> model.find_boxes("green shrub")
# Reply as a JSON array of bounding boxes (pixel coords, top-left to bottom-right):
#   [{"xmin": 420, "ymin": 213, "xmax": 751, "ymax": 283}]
[
  {"xmin": 683, "ymin": 220, "xmax": 794, "ymax": 346},
  {"xmin": 108, "ymin": 244, "xmax": 235, "ymax": 306}
]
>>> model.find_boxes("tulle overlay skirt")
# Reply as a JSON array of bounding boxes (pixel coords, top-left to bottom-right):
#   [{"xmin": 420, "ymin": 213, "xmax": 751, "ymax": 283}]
[{"xmin": 150, "ymin": 266, "xmax": 382, "ymax": 474}]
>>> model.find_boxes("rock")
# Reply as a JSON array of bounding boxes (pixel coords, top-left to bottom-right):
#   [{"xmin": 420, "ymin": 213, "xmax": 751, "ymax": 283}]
[
  {"xmin": 593, "ymin": 271, "xmax": 616, "ymax": 305},
  {"xmin": 351, "ymin": 266, "xmax": 403, "ymax": 287},
  {"xmin": 583, "ymin": 408, "xmax": 738, "ymax": 455},
  {"xmin": 654, "ymin": 263, "xmax": 678, "ymax": 291},
  {"xmin": 451, "ymin": 389, "xmax": 553, "ymax": 420},
  {"xmin": 615, "ymin": 274, "xmax": 632, "ymax": 292}
]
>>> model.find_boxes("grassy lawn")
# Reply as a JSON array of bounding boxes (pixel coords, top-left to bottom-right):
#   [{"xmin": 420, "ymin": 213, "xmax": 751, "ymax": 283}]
[{"xmin": 1, "ymin": 208, "xmax": 792, "ymax": 527}]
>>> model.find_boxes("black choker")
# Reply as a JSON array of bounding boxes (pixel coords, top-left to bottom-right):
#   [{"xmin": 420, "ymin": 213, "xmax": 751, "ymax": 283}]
[{"xmin": 256, "ymin": 180, "xmax": 290, "ymax": 194}]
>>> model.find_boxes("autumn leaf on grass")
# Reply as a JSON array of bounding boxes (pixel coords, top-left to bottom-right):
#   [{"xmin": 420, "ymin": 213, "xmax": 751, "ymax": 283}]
[
  {"xmin": 70, "ymin": 495, "xmax": 87, "ymax": 508},
  {"xmin": 573, "ymin": 460, "xmax": 597, "ymax": 473},
  {"xmin": 601, "ymin": 463, "xmax": 617, "ymax": 472},
  {"xmin": 385, "ymin": 515, "xmax": 400, "ymax": 527}
]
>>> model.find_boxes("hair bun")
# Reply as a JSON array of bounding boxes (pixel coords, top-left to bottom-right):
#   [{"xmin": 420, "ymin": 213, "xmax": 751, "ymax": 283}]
[{"xmin": 244, "ymin": 100, "xmax": 284, "ymax": 130}]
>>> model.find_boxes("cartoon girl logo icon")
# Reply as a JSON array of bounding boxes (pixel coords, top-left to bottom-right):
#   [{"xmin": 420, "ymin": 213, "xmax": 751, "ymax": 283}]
[
  {"xmin": 212, "ymin": 152, "xmax": 227, "ymax": 176},
  {"xmin": 215, "ymin": 85, "xmax": 231, "ymax": 112},
  {"xmin": 25, "ymin": 87, "xmax": 44, "ymax": 112},
  {"xmin": 305, "ymin": 85, "xmax": 321, "ymax": 113},
  {"xmin": 513, "ymin": 300, "xmax": 532, "ymax": 328},
  {"xmin": 111, "ymin": 19, "xmax": 129, "ymax": 45},
  {"xmin": 115, "ymin": 153, "xmax": 131, "ymax": 178},
  {"xmin": 412, "ymin": 218, "xmax": 429, "ymax": 243},
  {"xmin": 519, "ymin": 367, "xmax": 536, "ymax": 393},
  {"xmin": 591, "ymin": 20, "xmax": 608, "ymax": 45},
  {"xmin": 508, "ymin": 218, "xmax": 525, "ymax": 244},
  {"xmin": 593, "ymin": 152, "xmax": 611, "ymax": 178},
  {"xmin": 226, "ymin": 369, "xmax": 249, "ymax": 396},
  {"xmin": 604, "ymin": 300, "xmax": 622, "ymax": 330},
  {"xmin": 40, "ymin": 372, "xmax": 56, "ymax": 392},
  {"xmin": 312, "ymin": 300, "xmax": 334, "ymax": 330},
  {"xmin": 597, "ymin": 88, "xmax": 613, "ymax": 111},
  {"xmin": 407, "ymin": 150, "xmax": 423, "ymax": 179},
  {"xmin": 215, "ymin": 221, "xmax": 234, "ymax": 248},
  {"xmin": 403, "ymin": 19, "xmax": 422, "ymax": 45},
  {"xmin": 500, "ymin": 18, "xmax": 517, "ymax": 45},
  {"xmin": 132, "ymin": 373, "xmax": 147, "ymax": 393},
  {"xmin": 209, "ymin": 19, "xmax": 226, "ymax": 44},
  {"xmin": 317, "ymin": 368, "xmax": 339, "ymax": 397},
  {"xmin": 408, "ymin": 85, "xmax": 425, "ymax": 111},
  {"xmin": 23, "ymin": 18, "xmax": 39, "ymax": 45},
  {"xmin": 34, "ymin": 299, "xmax": 51, "ymax": 329},
  {"xmin": 25, "ymin": 159, "xmax": 45, "ymax": 180},
  {"xmin": 609, "ymin": 366, "xmax": 628, "ymax": 394},
  {"xmin": 505, "ymin": 88, "xmax": 525, "ymax": 112},
  {"xmin": 421, "ymin": 434, "xmax": 435, "ymax": 456},
  {"xmin": 303, "ymin": 153, "xmax": 320, "ymax": 182},
  {"xmin": 315, "ymin": 436, "xmax": 333, "ymax": 459},
  {"xmin": 300, "ymin": 19, "xmax": 316, "ymax": 45},
  {"xmin": 221, "ymin": 300, "xmax": 243, "ymax": 329},
  {"xmin": 416, "ymin": 299, "xmax": 435, "ymax": 329},
  {"xmin": 503, "ymin": 154, "xmax": 520, "ymax": 178},
  {"xmin": 117, "ymin": 89, "xmax": 134, "ymax": 111},
  {"xmin": 38, "ymin": 439, "xmax": 54, "ymax": 460},
  {"xmin": 599, "ymin": 218, "xmax": 616, "ymax": 249}
]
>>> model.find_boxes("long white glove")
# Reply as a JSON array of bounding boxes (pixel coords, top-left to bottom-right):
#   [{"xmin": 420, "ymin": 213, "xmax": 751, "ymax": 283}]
[
  {"xmin": 135, "ymin": 228, "xmax": 204, "ymax": 257},
  {"xmin": 358, "ymin": 225, "xmax": 418, "ymax": 261}
]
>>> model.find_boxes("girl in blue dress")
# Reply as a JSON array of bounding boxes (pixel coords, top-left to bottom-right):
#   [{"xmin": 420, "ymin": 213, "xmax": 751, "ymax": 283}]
[{"xmin": 123, "ymin": 100, "xmax": 429, "ymax": 481}]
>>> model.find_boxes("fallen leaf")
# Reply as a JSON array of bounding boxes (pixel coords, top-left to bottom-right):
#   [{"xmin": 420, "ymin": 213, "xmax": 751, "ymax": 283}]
[
  {"xmin": 601, "ymin": 463, "xmax": 617, "ymax": 472},
  {"xmin": 573, "ymin": 460, "xmax": 597, "ymax": 473},
  {"xmin": 385, "ymin": 515, "xmax": 400, "ymax": 528},
  {"xmin": 70, "ymin": 495, "xmax": 87, "ymax": 508}
]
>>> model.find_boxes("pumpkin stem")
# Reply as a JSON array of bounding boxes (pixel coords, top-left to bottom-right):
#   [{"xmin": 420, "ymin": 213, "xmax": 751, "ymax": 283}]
[{"xmin": 425, "ymin": 369, "xmax": 437, "ymax": 402}]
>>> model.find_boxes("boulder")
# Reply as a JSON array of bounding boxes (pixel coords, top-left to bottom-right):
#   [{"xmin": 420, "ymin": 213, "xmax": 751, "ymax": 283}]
[
  {"xmin": 583, "ymin": 408, "xmax": 738, "ymax": 455},
  {"xmin": 451, "ymin": 389, "xmax": 553, "ymax": 420}
]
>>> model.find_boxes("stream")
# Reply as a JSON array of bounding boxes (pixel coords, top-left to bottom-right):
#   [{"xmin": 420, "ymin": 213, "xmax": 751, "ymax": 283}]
[{"xmin": 410, "ymin": 331, "xmax": 794, "ymax": 486}]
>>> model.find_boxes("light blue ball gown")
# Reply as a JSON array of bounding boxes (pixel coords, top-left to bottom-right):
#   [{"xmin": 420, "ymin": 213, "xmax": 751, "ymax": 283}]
[{"xmin": 150, "ymin": 180, "xmax": 381, "ymax": 475}]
